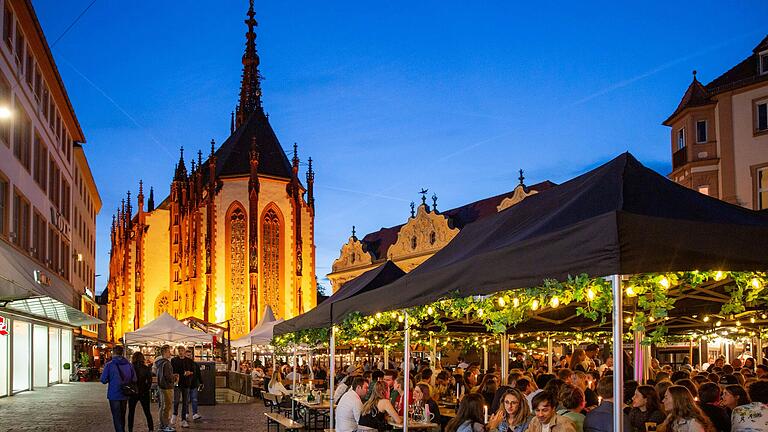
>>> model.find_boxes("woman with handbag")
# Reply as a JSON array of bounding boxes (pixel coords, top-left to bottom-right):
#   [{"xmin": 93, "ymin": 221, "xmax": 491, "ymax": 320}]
[
  {"xmin": 128, "ymin": 352, "xmax": 154, "ymax": 432},
  {"xmin": 100, "ymin": 346, "xmax": 137, "ymax": 432}
]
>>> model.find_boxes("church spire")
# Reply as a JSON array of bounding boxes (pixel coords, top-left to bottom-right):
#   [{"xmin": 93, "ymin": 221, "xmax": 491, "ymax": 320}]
[{"xmin": 235, "ymin": 0, "xmax": 263, "ymax": 129}]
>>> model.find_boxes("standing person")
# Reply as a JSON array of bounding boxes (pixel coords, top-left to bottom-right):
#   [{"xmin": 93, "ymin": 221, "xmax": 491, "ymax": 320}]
[
  {"xmin": 584, "ymin": 344, "xmax": 600, "ymax": 371},
  {"xmin": 128, "ymin": 352, "xmax": 154, "ymax": 432},
  {"xmin": 171, "ymin": 345, "xmax": 194, "ymax": 428},
  {"xmin": 659, "ymin": 385, "xmax": 715, "ymax": 432},
  {"xmin": 100, "ymin": 346, "xmax": 137, "ymax": 432},
  {"xmin": 153, "ymin": 345, "xmax": 175, "ymax": 432},
  {"xmin": 486, "ymin": 388, "xmax": 532, "ymax": 432},
  {"xmin": 335, "ymin": 377, "xmax": 369, "ymax": 432},
  {"xmin": 186, "ymin": 349, "xmax": 203, "ymax": 421},
  {"xmin": 527, "ymin": 391, "xmax": 577, "ymax": 432},
  {"xmin": 628, "ymin": 385, "xmax": 665, "ymax": 432},
  {"xmin": 570, "ymin": 350, "xmax": 588, "ymax": 372}
]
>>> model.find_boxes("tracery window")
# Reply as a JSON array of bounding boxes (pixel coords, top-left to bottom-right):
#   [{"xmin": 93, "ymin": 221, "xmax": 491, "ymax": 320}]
[
  {"xmin": 261, "ymin": 209, "xmax": 281, "ymax": 316},
  {"xmin": 227, "ymin": 206, "xmax": 247, "ymax": 336}
]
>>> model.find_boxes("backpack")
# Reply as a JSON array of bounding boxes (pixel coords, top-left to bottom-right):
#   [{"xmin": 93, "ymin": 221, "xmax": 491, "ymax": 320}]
[{"xmin": 155, "ymin": 358, "xmax": 172, "ymax": 388}]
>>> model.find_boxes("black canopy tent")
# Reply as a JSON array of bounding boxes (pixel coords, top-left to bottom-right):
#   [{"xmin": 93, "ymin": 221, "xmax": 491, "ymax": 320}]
[
  {"xmin": 322, "ymin": 152, "xmax": 768, "ymax": 432},
  {"xmin": 274, "ymin": 260, "xmax": 405, "ymax": 336},
  {"xmin": 331, "ymin": 152, "xmax": 768, "ymax": 323}
]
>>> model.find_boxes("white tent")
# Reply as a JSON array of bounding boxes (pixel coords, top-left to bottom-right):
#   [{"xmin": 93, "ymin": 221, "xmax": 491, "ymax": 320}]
[
  {"xmin": 231, "ymin": 306, "xmax": 283, "ymax": 347},
  {"xmin": 124, "ymin": 312, "xmax": 213, "ymax": 345}
]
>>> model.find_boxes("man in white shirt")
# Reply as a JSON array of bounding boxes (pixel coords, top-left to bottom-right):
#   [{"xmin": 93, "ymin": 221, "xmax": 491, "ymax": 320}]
[
  {"xmin": 284, "ymin": 367, "xmax": 301, "ymax": 388},
  {"xmin": 335, "ymin": 377, "xmax": 369, "ymax": 432}
]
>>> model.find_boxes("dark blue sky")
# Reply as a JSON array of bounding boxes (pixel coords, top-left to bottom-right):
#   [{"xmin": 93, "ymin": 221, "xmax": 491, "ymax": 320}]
[{"xmin": 32, "ymin": 1, "xmax": 768, "ymax": 293}]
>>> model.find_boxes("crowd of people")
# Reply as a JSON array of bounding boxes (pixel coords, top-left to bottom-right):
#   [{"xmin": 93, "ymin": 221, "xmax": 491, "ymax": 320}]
[{"xmin": 100, "ymin": 345, "xmax": 204, "ymax": 432}]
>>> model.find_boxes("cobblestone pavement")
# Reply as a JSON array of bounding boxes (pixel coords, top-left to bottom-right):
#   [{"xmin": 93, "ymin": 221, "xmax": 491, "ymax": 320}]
[{"xmin": 0, "ymin": 382, "xmax": 273, "ymax": 432}]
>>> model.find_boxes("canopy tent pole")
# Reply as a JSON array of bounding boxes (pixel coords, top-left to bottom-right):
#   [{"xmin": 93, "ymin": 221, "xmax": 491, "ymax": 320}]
[
  {"xmin": 633, "ymin": 330, "xmax": 644, "ymax": 383},
  {"xmin": 758, "ymin": 328, "xmax": 764, "ymax": 366},
  {"xmin": 430, "ymin": 335, "xmax": 437, "ymax": 369},
  {"xmin": 384, "ymin": 346, "xmax": 389, "ymax": 370},
  {"xmin": 483, "ymin": 345, "xmax": 488, "ymax": 372},
  {"xmin": 611, "ymin": 274, "xmax": 624, "ymax": 432},
  {"xmin": 547, "ymin": 334, "xmax": 553, "ymax": 372},
  {"xmin": 689, "ymin": 337, "xmax": 694, "ymax": 369},
  {"xmin": 500, "ymin": 334, "xmax": 509, "ymax": 385},
  {"xmin": 404, "ymin": 312, "xmax": 411, "ymax": 432},
  {"xmin": 329, "ymin": 327, "xmax": 336, "ymax": 429},
  {"xmin": 292, "ymin": 346, "xmax": 297, "ymax": 419}
]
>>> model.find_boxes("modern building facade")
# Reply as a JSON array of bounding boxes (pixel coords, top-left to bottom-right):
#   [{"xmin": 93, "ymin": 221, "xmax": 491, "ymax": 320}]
[
  {"xmin": 0, "ymin": 0, "xmax": 101, "ymax": 397},
  {"xmin": 106, "ymin": 2, "xmax": 317, "ymax": 343},
  {"xmin": 665, "ymin": 35, "xmax": 768, "ymax": 209},
  {"xmin": 328, "ymin": 176, "xmax": 554, "ymax": 291}
]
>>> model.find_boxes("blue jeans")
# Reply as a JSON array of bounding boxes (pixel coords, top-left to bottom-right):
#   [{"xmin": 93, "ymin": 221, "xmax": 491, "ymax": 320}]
[
  {"xmin": 173, "ymin": 387, "xmax": 189, "ymax": 420},
  {"xmin": 189, "ymin": 387, "xmax": 199, "ymax": 415},
  {"xmin": 108, "ymin": 399, "xmax": 127, "ymax": 432}
]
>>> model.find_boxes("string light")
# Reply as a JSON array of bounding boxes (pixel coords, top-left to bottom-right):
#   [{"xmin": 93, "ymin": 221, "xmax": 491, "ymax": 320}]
[
  {"xmin": 550, "ymin": 296, "xmax": 560, "ymax": 308},
  {"xmin": 659, "ymin": 277, "xmax": 670, "ymax": 289},
  {"xmin": 586, "ymin": 288, "xmax": 596, "ymax": 301},
  {"xmin": 736, "ymin": 320, "xmax": 742, "ymax": 327},
  {"xmin": 714, "ymin": 271, "xmax": 726, "ymax": 281},
  {"xmin": 703, "ymin": 316, "xmax": 710, "ymax": 322},
  {"xmin": 751, "ymin": 317, "xmax": 756, "ymax": 323},
  {"xmin": 531, "ymin": 299, "xmax": 540, "ymax": 311},
  {"xmin": 513, "ymin": 297, "xmax": 520, "ymax": 307},
  {"xmin": 498, "ymin": 297, "xmax": 506, "ymax": 307},
  {"xmin": 715, "ymin": 320, "xmax": 722, "ymax": 327},
  {"xmin": 427, "ymin": 306, "xmax": 434, "ymax": 315},
  {"xmin": 752, "ymin": 278, "xmax": 762, "ymax": 290},
  {"xmin": 375, "ymin": 312, "xmax": 382, "ymax": 319},
  {"xmin": 477, "ymin": 308, "xmax": 484, "ymax": 317},
  {"xmin": 625, "ymin": 286, "xmax": 637, "ymax": 297}
]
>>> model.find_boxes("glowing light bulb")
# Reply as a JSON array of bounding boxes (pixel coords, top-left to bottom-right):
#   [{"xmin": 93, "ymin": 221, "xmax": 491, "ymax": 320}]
[
  {"xmin": 531, "ymin": 299, "xmax": 540, "ymax": 311},
  {"xmin": 736, "ymin": 320, "xmax": 742, "ymax": 326},
  {"xmin": 715, "ymin": 320, "xmax": 722, "ymax": 327},
  {"xmin": 751, "ymin": 317, "xmax": 756, "ymax": 323},
  {"xmin": 763, "ymin": 314, "xmax": 767, "ymax": 319},
  {"xmin": 649, "ymin": 316, "xmax": 656, "ymax": 322},
  {"xmin": 624, "ymin": 317, "xmax": 632, "ymax": 323},
  {"xmin": 659, "ymin": 277, "xmax": 670, "ymax": 289},
  {"xmin": 625, "ymin": 286, "xmax": 637, "ymax": 297},
  {"xmin": 427, "ymin": 306, "xmax": 434, "ymax": 315},
  {"xmin": 498, "ymin": 297, "xmax": 506, "ymax": 307},
  {"xmin": 751, "ymin": 278, "xmax": 762, "ymax": 290},
  {"xmin": 714, "ymin": 271, "xmax": 725, "ymax": 281},
  {"xmin": 477, "ymin": 308, "xmax": 484, "ymax": 317},
  {"xmin": 586, "ymin": 288, "xmax": 596, "ymax": 301},
  {"xmin": 375, "ymin": 312, "xmax": 382, "ymax": 319},
  {"xmin": 550, "ymin": 296, "xmax": 560, "ymax": 308},
  {"xmin": 513, "ymin": 297, "xmax": 520, "ymax": 307},
  {"xmin": 397, "ymin": 315, "xmax": 404, "ymax": 323},
  {"xmin": 703, "ymin": 316, "xmax": 710, "ymax": 322}
]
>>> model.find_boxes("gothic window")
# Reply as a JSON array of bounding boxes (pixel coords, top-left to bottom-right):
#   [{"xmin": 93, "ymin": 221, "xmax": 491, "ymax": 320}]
[
  {"xmin": 155, "ymin": 294, "xmax": 169, "ymax": 316},
  {"xmin": 227, "ymin": 206, "xmax": 247, "ymax": 336},
  {"xmin": 261, "ymin": 208, "xmax": 281, "ymax": 317}
]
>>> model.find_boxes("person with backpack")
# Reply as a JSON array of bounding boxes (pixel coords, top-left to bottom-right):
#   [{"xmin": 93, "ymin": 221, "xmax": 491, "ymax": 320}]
[
  {"xmin": 100, "ymin": 345, "xmax": 137, "ymax": 432},
  {"xmin": 153, "ymin": 345, "xmax": 176, "ymax": 432},
  {"xmin": 185, "ymin": 348, "xmax": 203, "ymax": 421}
]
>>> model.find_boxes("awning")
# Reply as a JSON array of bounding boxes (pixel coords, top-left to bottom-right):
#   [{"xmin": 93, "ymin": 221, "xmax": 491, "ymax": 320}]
[
  {"xmin": 0, "ymin": 239, "xmax": 74, "ymax": 304},
  {"xmin": 2, "ymin": 296, "xmax": 103, "ymax": 327}
]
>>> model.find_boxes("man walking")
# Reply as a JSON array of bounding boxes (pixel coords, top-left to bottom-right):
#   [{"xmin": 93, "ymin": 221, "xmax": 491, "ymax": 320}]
[
  {"xmin": 153, "ymin": 345, "xmax": 176, "ymax": 432},
  {"xmin": 171, "ymin": 345, "xmax": 195, "ymax": 427},
  {"xmin": 186, "ymin": 348, "xmax": 203, "ymax": 421},
  {"xmin": 100, "ymin": 346, "xmax": 137, "ymax": 432}
]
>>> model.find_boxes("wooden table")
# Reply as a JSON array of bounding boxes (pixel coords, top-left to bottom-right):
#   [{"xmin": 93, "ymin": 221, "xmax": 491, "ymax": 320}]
[
  {"xmin": 440, "ymin": 407, "xmax": 456, "ymax": 418},
  {"xmin": 293, "ymin": 397, "xmax": 333, "ymax": 431},
  {"xmin": 388, "ymin": 421, "xmax": 439, "ymax": 430}
]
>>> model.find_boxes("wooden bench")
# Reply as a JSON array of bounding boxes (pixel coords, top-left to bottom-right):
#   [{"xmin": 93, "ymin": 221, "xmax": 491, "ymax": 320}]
[{"xmin": 265, "ymin": 412, "xmax": 304, "ymax": 432}]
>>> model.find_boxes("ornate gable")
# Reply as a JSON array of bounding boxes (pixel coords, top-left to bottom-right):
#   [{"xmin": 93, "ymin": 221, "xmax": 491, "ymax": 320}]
[
  {"xmin": 332, "ymin": 235, "xmax": 373, "ymax": 272},
  {"xmin": 387, "ymin": 204, "xmax": 459, "ymax": 261},
  {"xmin": 497, "ymin": 184, "xmax": 537, "ymax": 212}
]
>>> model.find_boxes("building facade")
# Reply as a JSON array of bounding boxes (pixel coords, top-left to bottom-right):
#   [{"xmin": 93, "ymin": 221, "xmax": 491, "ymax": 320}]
[
  {"xmin": 328, "ymin": 176, "xmax": 554, "ymax": 291},
  {"xmin": 106, "ymin": 2, "xmax": 317, "ymax": 342},
  {"xmin": 665, "ymin": 35, "xmax": 768, "ymax": 209},
  {"xmin": 0, "ymin": 0, "xmax": 101, "ymax": 397}
]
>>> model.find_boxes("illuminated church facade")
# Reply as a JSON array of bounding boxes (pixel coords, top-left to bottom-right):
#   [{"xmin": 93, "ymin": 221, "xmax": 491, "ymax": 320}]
[{"xmin": 106, "ymin": 2, "xmax": 317, "ymax": 342}]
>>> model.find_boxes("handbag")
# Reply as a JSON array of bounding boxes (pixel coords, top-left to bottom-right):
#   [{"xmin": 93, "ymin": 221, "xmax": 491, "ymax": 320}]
[{"xmin": 116, "ymin": 362, "xmax": 139, "ymax": 397}]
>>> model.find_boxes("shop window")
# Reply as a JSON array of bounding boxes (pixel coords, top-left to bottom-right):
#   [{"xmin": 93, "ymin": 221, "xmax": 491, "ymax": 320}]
[
  {"xmin": 12, "ymin": 320, "xmax": 30, "ymax": 393},
  {"xmin": 0, "ymin": 315, "xmax": 7, "ymax": 397},
  {"xmin": 48, "ymin": 327, "xmax": 60, "ymax": 383},
  {"xmin": 32, "ymin": 325, "xmax": 47, "ymax": 387}
]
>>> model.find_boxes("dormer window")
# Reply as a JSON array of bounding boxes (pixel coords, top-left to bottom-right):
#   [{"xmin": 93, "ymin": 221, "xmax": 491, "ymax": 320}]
[{"xmin": 760, "ymin": 50, "xmax": 768, "ymax": 75}]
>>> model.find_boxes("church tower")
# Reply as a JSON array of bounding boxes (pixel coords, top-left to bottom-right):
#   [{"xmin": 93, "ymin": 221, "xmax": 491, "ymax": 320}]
[{"xmin": 106, "ymin": 1, "xmax": 317, "ymax": 342}]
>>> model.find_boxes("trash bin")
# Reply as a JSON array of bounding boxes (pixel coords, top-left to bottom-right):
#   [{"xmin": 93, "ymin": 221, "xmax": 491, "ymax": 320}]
[{"xmin": 197, "ymin": 361, "xmax": 216, "ymax": 405}]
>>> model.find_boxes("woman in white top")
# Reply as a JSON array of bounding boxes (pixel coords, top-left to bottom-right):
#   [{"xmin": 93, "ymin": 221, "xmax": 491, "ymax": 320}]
[{"xmin": 269, "ymin": 370, "xmax": 291, "ymax": 396}]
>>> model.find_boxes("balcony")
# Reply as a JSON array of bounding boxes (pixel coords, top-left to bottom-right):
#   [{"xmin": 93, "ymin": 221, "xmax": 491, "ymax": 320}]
[{"xmin": 672, "ymin": 147, "xmax": 687, "ymax": 169}]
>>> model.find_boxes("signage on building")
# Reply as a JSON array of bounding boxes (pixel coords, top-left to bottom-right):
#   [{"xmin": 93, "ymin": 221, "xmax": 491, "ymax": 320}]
[
  {"xmin": 0, "ymin": 316, "xmax": 8, "ymax": 336},
  {"xmin": 34, "ymin": 269, "xmax": 51, "ymax": 287},
  {"xmin": 85, "ymin": 287, "xmax": 94, "ymax": 299},
  {"xmin": 50, "ymin": 206, "xmax": 71, "ymax": 241}
]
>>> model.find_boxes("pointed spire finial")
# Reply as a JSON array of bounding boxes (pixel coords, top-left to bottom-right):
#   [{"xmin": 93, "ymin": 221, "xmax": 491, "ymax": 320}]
[
  {"xmin": 148, "ymin": 186, "xmax": 155, "ymax": 212},
  {"xmin": 432, "ymin": 193, "xmax": 438, "ymax": 212},
  {"xmin": 230, "ymin": 111, "xmax": 235, "ymax": 133},
  {"xmin": 292, "ymin": 143, "xmax": 299, "ymax": 167},
  {"xmin": 138, "ymin": 180, "xmax": 143, "ymax": 196},
  {"xmin": 692, "ymin": 70, "xmax": 697, "ymax": 79},
  {"xmin": 419, "ymin": 188, "xmax": 428, "ymax": 206},
  {"xmin": 351, "ymin": 225, "xmax": 356, "ymax": 240},
  {"xmin": 210, "ymin": 139, "xmax": 215, "ymax": 157},
  {"xmin": 198, "ymin": 149, "xmax": 203, "ymax": 167},
  {"xmin": 236, "ymin": 0, "xmax": 263, "ymax": 127},
  {"xmin": 410, "ymin": 201, "xmax": 415, "ymax": 218},
  {"xmin": 518, "ymin": 169, "xmax": 525, "ymax": 186}
]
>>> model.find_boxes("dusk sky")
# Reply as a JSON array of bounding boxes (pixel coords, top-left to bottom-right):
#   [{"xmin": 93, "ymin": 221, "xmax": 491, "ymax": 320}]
[{"xmin": 31, "ymin": 1, "xmax": 768, "ymax": 294}]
